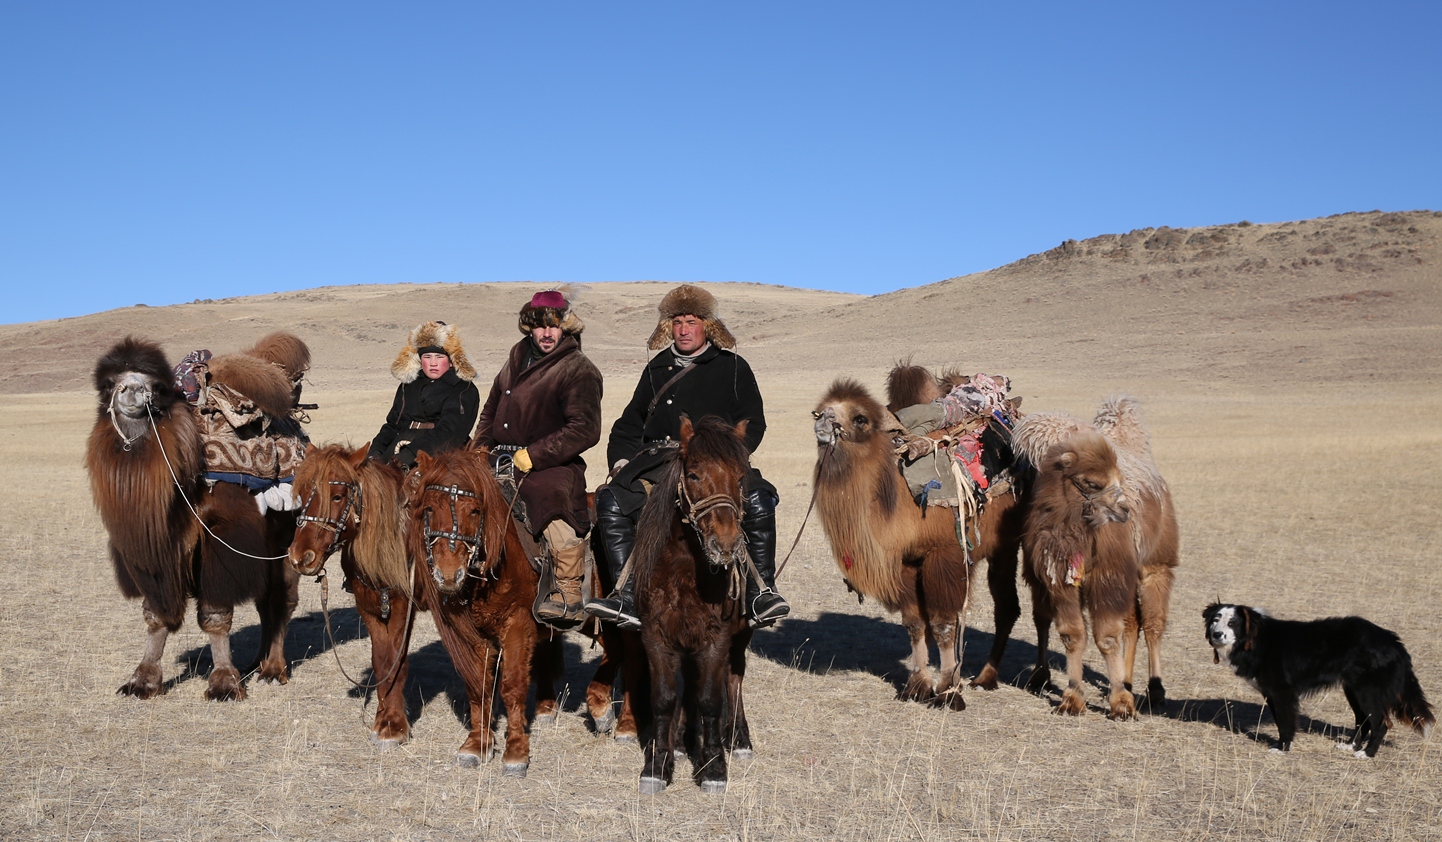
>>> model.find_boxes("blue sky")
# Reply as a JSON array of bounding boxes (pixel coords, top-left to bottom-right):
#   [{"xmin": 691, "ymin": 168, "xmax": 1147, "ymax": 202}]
[{"xmin": 3, "ymin": 2, "xmax": 1438, "ymax": 324}]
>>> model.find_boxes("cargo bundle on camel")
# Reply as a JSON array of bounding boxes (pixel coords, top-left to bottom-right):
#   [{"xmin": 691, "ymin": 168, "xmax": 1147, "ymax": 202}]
[{"xmin": 85, "ymin": 332, "xmax": 312, "ymax": 701}]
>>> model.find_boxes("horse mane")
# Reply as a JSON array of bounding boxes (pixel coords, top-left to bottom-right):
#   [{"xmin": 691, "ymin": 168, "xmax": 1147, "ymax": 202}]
[
  {"xmin": 207, "ymin": 352, "xmax": 295, "ymax": 418},
  {"xmin": 632, "ymin": 416, "xmax": 752, "ymax": 592},
  {"xmin": 86, "ymin": 337, "xmax": 202, "ymax": 619},
  {"xmin": 885, "ymin": 362, "xmax": 941, "ymax": 412},
  {"xmin": 295, "ymin": 444, "xmax": 412, "ymax": 593},
  {"xmin": 814, "ymin": 379, "xmax": 907, "ymax": 606}
]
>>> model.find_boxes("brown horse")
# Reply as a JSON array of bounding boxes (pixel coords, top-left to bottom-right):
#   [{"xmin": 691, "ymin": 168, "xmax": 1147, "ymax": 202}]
[
  {"xmin": 812, "ymin": 376, "xmax": 1030, "ymax": 708},
  {"xmin": 634, "ymin": 416, "xmax": 755, "ymax": 795},
  {"xmin": 289, "ymin": 444, "xmax": 416, "ymax": 745},
  {"xmin": 86, "ymin": 337, "xmax": 299, "ymax": 701},
  {"xmin": 1014, "ymin": 397, "xmax": 1180, "ymax": 718},
  {"xmin": 403, "ymin": 448, "xmax": 559, "ymax": 776}
]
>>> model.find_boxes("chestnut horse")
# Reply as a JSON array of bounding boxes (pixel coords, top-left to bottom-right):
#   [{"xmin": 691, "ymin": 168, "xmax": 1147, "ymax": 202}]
[
  {"xmin": 634, "ymin": 416, "xmax": 756, "ymax": 795},
  {"xmin": 289, "ymin": 443, "xmax": 641, "ymax": 750},
  {"xmin": 289, "ymin": 444, "xmax": 416, "ymax": 745}
]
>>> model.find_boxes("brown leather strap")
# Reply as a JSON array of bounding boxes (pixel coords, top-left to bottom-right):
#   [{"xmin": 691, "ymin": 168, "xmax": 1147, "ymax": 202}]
[
  {"xmin": 408, "ymin": 421, "xmax": 435, "ymax": 430},
  {"xmin": 645, "ymin": 363, "xmax": 697, "ymax": 421}
]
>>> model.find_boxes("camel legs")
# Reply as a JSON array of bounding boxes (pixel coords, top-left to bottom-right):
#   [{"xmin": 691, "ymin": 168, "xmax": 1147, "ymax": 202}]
[
  {"xmin": 1024, "ymin": 577, "xmax": 1054, "ymax": 694},
  {"xmin": 353, "ymin": 578, "xmax": 413, "ymax": 747},
  {"xmin": 899, "ymin": 598, "xmax": 935, "ymax": 703},
  {"xmin": 974, "ymin": 536, "xmax": 1023, "ymax": 691},
  {"xmin": 252, "ymin": 559, "xmax": 299, "ymax": 685},
  {"xmin": 931, "ymin": 617, "xmax": 967, "ymax": 711},
  {"xmin": 1053, "ymin": 594, "xmax": 1088, "ymax": 715},
  {"xmin": 118, "ymin": 601, "xmax": 179, "ymax": 699},
  {"xmin": 198, "ymin": 601, "xmax": 245, "ymax": 701},
  {"xmin": 1092, "ymin": 610, "xmax": 1136, "ymax": 720},
  {"xmin": 1137, "ymin": 564, "xmax": 1174, "ymax": 709}
]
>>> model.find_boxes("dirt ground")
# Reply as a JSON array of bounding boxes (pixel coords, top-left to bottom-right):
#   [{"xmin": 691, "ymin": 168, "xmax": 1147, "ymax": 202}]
[{"xmin": 1, "ymin": 210, "xmax": 1439, "ymax": 840}]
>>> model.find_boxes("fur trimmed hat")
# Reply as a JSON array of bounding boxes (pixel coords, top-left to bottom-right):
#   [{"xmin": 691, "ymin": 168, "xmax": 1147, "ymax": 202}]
[
  {"xmin": 518, "ymin": 289, "xmax": 584, "ymax": 336},
  {"xmin": 646, "ymin": 284, "xmax": 736, "ymax": 351},
  {"xmin": 391, "ymin": 321, "xmax": 477, "ymax": 383}
]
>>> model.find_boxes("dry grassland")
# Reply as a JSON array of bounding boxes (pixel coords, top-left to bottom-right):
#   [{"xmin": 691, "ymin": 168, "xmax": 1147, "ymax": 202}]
[{"xmin": 1, "ymin": 211, "xmax": 1439, "ymax": 840}]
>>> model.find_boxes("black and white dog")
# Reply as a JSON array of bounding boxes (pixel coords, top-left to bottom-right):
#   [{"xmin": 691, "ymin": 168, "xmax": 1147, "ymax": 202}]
[{"xmin": 1203, "ymin": 603, "xmax": 1434, "ymax": 758}]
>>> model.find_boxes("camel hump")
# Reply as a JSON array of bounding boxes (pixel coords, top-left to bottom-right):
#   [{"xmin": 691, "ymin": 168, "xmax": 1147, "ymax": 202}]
[
  {"xmin": 1092, "ymin": 395, "xmax": 1154, "ymax": 460},
  {"xmin": 886, "ymin": 363, "xmax": 941, "ymax": 412},
  {"xmin": 207, "ymin": 352, "xmax": 295, "ymax": 418},
  {"xmin": 1013, "ymin": 412, "xmax": 1088, "ymax": 468},
  {"xmin": 243, "ymin": 331, "xmax": 311, "ymax": 380}
]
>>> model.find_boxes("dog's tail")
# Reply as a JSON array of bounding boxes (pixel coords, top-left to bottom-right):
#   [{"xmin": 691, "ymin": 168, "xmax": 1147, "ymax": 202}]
[{"xmin": 1395, "ymin": 670, "xmax": 1435, "ymax": 738}]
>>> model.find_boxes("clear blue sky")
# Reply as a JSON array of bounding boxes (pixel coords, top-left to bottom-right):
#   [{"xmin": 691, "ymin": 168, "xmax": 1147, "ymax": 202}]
[{"xmin": 3, "ymin": 2, "xmax": 1438, "ymax": 324}]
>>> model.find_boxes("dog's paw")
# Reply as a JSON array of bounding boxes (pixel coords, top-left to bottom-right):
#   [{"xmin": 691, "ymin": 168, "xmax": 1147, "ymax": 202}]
[
  {"xmin": 1353, "ymin": 749, "xmax": 1371, "ymax": 760},
  {"xmin": 1335, "ymin": 741, "xmax": 1356, "ymax": 752}
]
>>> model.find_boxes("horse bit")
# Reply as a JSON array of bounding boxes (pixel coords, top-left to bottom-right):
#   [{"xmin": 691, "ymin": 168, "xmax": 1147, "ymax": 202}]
[
  {"xmin": 422, "ymin": 483, "xmax": 488, "ymax": 586},
  {"xmin": 676, "ymin": 472, "xmax": 748, "ymax": 581},
  {"xmin": 296, "ymin": 480, "xmax": 363, "ymax": 558}
]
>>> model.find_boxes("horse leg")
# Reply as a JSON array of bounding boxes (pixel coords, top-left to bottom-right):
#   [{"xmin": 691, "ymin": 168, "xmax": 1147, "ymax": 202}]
[
  {"xmin": 587, "ymin": 628, "xmax": 622, "ymax": 735},
  {"xmin": 974, "ymin": 538, "xmax": 1021, "ymax": 691},
  {"xmin": 1137, "ymin": 563, "xmax": 1175, "ymax": 710},
  {"xmin": 899, "ymin": 594, "xmax": 935, "ymax": 703},
  {"xmin": 456, "ymin": 639, "xmax": 498, "ymax": 767},
  {"xmin": 1092, "ymin": 609, "xmax": 1136, "ymax": 720},
  {"xmin": 930, "ymin": 616, "xmax": 967, "ymax": 711},
  {"xmin": 1053, "ymin": 593, "xmax": 1087, "ymax": 715},
  {"xmin": 616, "ymin": 629, "xmax": 647, "ymax": 745},
  {"xmin": 354, "ymin": 580, "xmax": 412, "ymax": 747},
  {"xmin": 198, "ymin": 601, "xmax": 246, "ymax": 701},
  {"xmin": 252, "ymin": 558, "xmax": 300, "ymax": 685},
  {"xmin": 1023, "ymin": 577, "xmax": 1053, "ymax": 694},
  {"xmin": 640, "ymin": 638, "xmax": 680, "ymax": 794},
  {"xmin": 693, "ymin": 641, "xmax": 731, "ymax": 794},
  {"xmin": 497, "ymin": 619, "xmax": 536, "ymax": 777},
  {"xmin": 726, "ymin": 628, "xmax": 754, "ymax": 759},
  {"xmin": 118, "ymin": 601, "xmax": 179, "ymax": 698},
  {"xmin": 532, "ymin": 632, "xmax": 563, "ymax": 727}
]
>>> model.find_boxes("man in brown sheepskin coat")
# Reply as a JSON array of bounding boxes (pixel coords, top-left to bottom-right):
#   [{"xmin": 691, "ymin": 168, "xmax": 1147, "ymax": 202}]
[
  {"xmin": 586, "ymin": 284, "xmax": 789, "ymax": 629},
  {"xmin": 471, "ymin": 291, "xmax": 603, "ymax": 623}
]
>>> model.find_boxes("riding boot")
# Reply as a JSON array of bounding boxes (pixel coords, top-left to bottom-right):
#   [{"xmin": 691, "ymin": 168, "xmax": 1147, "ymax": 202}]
[
  {"xmin": 583, "ymin": 487, "xmax": 641, "ymax": 629},
  {"xmin": 742, "ymin": 484, "xmax": 790, "ymax": 628},
  {"xmin": 536, "ymin": 529, "xmax": 587, "ymax": 624}
]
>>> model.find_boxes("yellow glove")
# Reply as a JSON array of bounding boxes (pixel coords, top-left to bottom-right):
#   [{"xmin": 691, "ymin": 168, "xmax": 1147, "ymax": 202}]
[{"xmin": 513, "ymin": 448, "xmax": 532, "ymax": 472}]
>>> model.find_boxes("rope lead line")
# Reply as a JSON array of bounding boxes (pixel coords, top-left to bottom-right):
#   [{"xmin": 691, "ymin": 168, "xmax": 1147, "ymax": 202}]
[{"xmin": 146, "ymin": 403, "xmax": 291, "ymax": 561}]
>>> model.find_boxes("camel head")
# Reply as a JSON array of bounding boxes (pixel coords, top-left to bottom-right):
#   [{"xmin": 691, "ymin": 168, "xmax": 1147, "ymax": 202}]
[
  {"xmin": 814, "ymin": 379, "xmax": 889, "ymax": 448},
  {"xmin": 1046, "ymin": 429, "xmax": 1130, "ymax": 526}
]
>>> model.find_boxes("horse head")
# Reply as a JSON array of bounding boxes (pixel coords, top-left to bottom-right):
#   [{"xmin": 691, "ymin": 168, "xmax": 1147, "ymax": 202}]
[
  {"xmin": 408, "ymin": 450, "xmax": 504, "ymax": 596},
  {"xmin": 1047, "ymin": 430, "xmax": 1130, "ymax": 526},
  {"xmin": 677, "ymin": 415, "xmax": 751, "ymax": 570},
  {"xmin": 289, "ymin": 443, "xmax": 368, "ymax": 576}
]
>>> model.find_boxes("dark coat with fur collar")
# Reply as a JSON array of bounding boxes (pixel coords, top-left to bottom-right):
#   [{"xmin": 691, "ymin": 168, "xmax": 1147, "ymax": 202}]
[
  {"xmin": 369, "ymin": 369, "xmax": 480, "ymax": 464},
  {"xmin": 472, "ymin": 335, "xmax": 602, "ymax": 536}
]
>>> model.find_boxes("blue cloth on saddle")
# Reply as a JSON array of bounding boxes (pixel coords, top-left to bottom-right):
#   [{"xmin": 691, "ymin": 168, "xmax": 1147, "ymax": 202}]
[{"xmin": 206, "ymin": 471, "xmax": 292, "ymax": 492}]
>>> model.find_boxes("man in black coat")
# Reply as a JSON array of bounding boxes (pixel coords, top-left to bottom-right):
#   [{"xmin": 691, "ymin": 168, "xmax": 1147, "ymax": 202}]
[
  {"xmin": 368, "ymin": 321, "xmax": 481, "ymax": 467},
  {"xmin": 586, "ymin": 284, "xmax": 789, "ymax": 629}
]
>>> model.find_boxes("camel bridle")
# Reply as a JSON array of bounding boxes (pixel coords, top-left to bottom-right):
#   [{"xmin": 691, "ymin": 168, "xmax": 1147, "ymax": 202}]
[
  {"xmin": 295, "ymin": 480, "xmax": 362, "ymax": 559},
  {"xmin": 421, "ymin": 483, "xmax": 488, "ymax": 586},
  {"xmin": 107, "ymin": 381, "xmax": 157, "ymax": 451}
]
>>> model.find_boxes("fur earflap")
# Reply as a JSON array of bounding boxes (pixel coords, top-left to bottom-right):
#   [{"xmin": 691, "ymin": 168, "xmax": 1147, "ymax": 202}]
[
  {"xmin": 94, "ymin": 337, "xmax": 179, "ymax": 399},
  {"xmin": 208, "ymin": 352, "xmax": 295, "ymax": 418},
  {"xmin": 518, "ymin": 289, "xmax": 584, "ymax": 336},
  {"xmin": 242, "ymin": 332, "xmax": 311, "ymax": 380},
  {"xmin": 391, "ymin": 321, "xmax": 477, "ymax": 383},
  {"xmin": 646, "ymin": 284, "xmax": 737, "ymax": 351}
]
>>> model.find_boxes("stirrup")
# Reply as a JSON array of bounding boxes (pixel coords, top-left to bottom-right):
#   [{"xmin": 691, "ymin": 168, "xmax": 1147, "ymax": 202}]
[
  {"xmin": 584, "ymin": 595, "xmax": 641, "ymax": 630},
  {"xmin": 749, "ymin": 589, "xmax": 790, "ymax": 628}
]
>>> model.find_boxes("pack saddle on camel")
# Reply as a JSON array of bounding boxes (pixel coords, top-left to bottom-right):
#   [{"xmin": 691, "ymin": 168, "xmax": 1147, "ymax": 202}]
[
  {"xmin": 86, "ymin": 333, "xmax": 310, "ymax": 701},
  {"xmin": 287, "ymin": 443, "xmax": 645, "ymax": 750},
  {"xmin": 1013, "ymin": 396, "xmax": 1180, "ymax": 718},
  {"xmin": 812, "ymin": 364, "xmax": 1031, "ymax": 709}
]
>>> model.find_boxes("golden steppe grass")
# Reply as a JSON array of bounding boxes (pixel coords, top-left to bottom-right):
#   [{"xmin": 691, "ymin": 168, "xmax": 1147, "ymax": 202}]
[{"xmin": 1, "ymin": 211, "xmax": 1439, "ymax": 840}]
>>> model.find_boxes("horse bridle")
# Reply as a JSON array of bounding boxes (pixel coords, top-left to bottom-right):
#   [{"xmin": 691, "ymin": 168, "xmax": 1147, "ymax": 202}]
[
  {"xmin": 296, "ymin": 480, "xmax": 362, "ymax": 558},
  {"xmin": 676, "ymin": 470, "xmax": 746, "ymax": 572},
  {"xmin": 421, "ymin": 483, "xmax": 488, "ymax": 584}
]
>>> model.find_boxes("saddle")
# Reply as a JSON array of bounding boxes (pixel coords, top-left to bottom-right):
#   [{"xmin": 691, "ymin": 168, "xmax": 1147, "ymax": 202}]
[{"xmin": 892, "ymin": 373, "xmax": 1024, "ymax": 512}]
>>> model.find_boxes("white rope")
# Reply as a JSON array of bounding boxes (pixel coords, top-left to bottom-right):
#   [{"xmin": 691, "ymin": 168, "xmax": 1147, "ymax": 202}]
[{"xmin": 145, "ymin": 406, "xmax": 291, "ymax": 561}]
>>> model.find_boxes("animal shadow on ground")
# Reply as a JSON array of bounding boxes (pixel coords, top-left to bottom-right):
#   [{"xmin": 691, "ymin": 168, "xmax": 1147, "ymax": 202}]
[
  {"xmin": 171, "ymin": 607, "xmax": 367, "ymax": 694},
  {"xmin": 1161, "ymin": 695, "xmax": 1352, "ymax": 746}
]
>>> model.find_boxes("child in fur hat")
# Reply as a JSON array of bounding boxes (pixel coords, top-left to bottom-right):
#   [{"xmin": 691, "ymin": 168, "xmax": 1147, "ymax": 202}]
[{"xmin": 368, "ymin": 321, "xmax": 480, "ymax": 467}]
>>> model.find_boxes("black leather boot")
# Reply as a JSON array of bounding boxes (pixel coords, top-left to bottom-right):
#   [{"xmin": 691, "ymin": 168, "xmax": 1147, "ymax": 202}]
[
  {"xmin": 583, "ymin": 487, "xmax": 641, "ymax": 629},
  {"xmin": 742, "ymin": 480, "xmax": 789, "ymax": 628}
]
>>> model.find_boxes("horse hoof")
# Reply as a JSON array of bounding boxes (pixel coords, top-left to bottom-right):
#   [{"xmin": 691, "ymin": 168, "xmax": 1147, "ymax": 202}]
[
  {"xmin": 369, "ymin": 733, "xmax": 401, "ymax": 752},
  {"xmin": 455, "ymin": 752, "xmax": 483, "ymax": 769},
  {"xmin": 502, "ymin": 762, "xmax": 529, "ymax": 778},
  {"xmin": 592, "ymin": 711, "xmax": 616, "ymax": 734},
  {"xmin": 614, "ymin": 733, "xmax": 639, "ymax": 746},
  {"xmin": 730, "ymin": 747, "xmax": 754, "ymax": 761},
  {"xmin": 699, "ymin": 779, "xmax": 727, "ymax": 795},
  {"xmin": 638, "ymin": 776, "xmax": 667, "ymax": 795}
]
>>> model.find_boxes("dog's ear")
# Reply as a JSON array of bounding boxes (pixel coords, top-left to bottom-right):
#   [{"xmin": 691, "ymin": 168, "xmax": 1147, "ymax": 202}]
[{"xmin": 1241, "ymin": 606, "xmax": 1257, "ymax": 651}]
